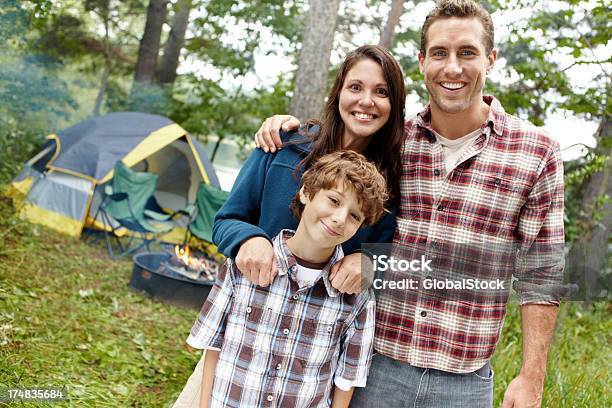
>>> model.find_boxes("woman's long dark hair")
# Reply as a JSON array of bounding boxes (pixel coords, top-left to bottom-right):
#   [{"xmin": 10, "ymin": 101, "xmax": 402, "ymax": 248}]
[{"xmin": 293, "ymin": 45, "xmax": 406, "ymax": 204}]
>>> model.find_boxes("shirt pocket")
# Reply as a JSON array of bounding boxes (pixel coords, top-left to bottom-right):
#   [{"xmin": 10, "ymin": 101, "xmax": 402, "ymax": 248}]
[
  {"xmin": 459, "ymin": 172, "xmax": 527, "ymax": 234},
  {"xmin": 227, "ymin": 300, "xmax": 273, "ymax": 349}
]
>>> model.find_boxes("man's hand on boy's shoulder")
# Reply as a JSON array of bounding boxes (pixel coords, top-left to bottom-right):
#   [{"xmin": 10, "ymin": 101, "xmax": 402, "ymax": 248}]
[
  {"xmin": 329, "ymin": 253, "xmax": 374, "ymax": 295},
  {"xmin": 235, "ymin": 236, "xmax": 277, "ymax": 287}
]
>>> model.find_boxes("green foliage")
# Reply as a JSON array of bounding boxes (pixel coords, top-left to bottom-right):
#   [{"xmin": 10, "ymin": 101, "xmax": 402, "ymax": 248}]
[
  {"xmin": 0, "ymin": 56, "xmax": 78, "ymax": 127},
  {"xmin": 0, "ymin": 129, "xmax": 44, "ymax": 185},
  {"xmin": 490, "ymin": 0, "xmax": 610, "ymax": 122},
  {"xmin": 170, "ymin": 74, "xmax": 292, "ymax": 159}
]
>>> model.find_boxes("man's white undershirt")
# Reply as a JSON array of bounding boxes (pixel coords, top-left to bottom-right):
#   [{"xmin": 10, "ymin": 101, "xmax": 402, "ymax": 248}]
[{"xmin": 432, "ymin": 128, "xmax": 481, "ymax": 175}]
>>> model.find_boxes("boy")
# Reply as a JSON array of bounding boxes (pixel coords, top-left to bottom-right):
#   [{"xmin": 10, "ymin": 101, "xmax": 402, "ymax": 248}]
[{"xmin": 186, "ymin": 151, "xmax": 388, "ymax": 408}]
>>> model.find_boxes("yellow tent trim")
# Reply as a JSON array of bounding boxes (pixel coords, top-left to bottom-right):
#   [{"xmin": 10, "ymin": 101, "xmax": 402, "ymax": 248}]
[
  {"xmin": 20, "ymin": 203, "xmax": 83, "ymax": 237},
  {"xmin": 100, "ymin": 123, "xmax": 186, "ymax": 184},
  {"xmin": 185, "ymin": 134, "xmax": 209, "ymax": 184},
  {"xmin": 8, "ymin": 177, "xmax": 34, "ymax": 197},
  {"xmin": 45, "ymin": 134, "xmax": 61, "ymax": 168},
  {"xmin": 46, "ymin": 167, "xmax": 97, "ymax": 183}
]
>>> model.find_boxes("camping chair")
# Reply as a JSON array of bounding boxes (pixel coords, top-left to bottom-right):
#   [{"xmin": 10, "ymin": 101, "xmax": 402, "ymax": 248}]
[
  {"xmin": 97, "ymin": 161, "xmax": 173, "ymax": 259},
  {"xmin": 182, "ymin": 183, "xmax": 229, "ymax": 245}
]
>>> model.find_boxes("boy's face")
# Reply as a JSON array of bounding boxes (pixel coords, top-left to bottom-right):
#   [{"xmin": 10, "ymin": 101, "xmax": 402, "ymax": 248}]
[{"xmin": 299, "ymin": 184, "xmax": 365, "ymax": 248}]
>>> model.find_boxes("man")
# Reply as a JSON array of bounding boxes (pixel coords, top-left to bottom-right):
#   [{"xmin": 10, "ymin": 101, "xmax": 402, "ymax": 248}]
[{"xmin": 253, "ymin": 1, "xmax": 565, "ymax": 407}]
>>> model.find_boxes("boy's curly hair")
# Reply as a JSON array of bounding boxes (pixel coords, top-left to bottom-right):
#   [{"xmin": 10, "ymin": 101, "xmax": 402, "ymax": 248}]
[{"xmin": 290, "ymin": 151, "xmax": 388, "ymax": 226}]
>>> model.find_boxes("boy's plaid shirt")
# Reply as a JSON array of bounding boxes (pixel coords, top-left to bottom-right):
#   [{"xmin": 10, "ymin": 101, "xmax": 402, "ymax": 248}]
[
  {"xmin": 188, "ymin": 230, "xmax": 376, "ymax": 408},
  {"xmin": 373, "ymin": 96, "xmax": 565, "ymax": 373}
]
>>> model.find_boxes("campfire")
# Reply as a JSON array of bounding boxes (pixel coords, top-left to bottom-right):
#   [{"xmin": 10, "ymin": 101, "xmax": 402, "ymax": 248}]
[{"xmin": 166, "ymin": 244, "xmax": 218, "ymax": 281}]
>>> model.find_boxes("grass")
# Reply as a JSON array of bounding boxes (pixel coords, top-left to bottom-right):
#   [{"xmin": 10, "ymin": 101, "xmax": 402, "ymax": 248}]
[{"xmin": 0, "ymin": 189, "xmax": 610, "ymax": 407}]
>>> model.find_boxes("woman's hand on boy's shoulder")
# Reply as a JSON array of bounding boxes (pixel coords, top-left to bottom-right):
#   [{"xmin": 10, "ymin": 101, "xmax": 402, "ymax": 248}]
[
  {"xmin": 235, "ymin": 236, "xmax": 277, "ymax": 287},
  {"xmin": 254, "ymin": 115, "xmax": 301, "ymax": 153},
  {"xmin": 329, "ymin": 253, "xmax": 374, "ymax": 295}
]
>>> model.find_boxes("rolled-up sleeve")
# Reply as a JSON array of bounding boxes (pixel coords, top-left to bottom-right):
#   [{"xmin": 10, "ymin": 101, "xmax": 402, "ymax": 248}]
[
  {"xmin": 187, "ymin": 260, "xmax": 234, "ymax": 349},
  {"xmin": 514, "ymin": 145, "xmax": 565, "ymax": 305},
  {"xmin": 334, "ymin": 291, "xmax": 376, "ymax": 390}
]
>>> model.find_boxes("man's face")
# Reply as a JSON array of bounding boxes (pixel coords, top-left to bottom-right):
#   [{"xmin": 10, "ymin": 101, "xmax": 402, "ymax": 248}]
[
  {"xmin": 418, "ymin": 17, "xmax": 496, "ymax": 115},
  {"xmin": 299, "ymin": 184, "xmax": 364, "ymax": 249}
]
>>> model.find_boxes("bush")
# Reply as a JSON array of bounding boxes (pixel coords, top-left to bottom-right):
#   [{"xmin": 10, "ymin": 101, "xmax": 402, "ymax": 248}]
[{"xmin": 0, "ymin": 128, "xmax": 44, "ymax": 185}]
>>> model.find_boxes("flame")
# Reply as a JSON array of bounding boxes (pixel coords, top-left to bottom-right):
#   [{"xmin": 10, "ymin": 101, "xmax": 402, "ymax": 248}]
[
  {"xmin": 173, "ymin": 244, "xmax": 218, "ymax": 281},
  {"xmin": 174, "ymin": 245, "xmax": 205, "ymax": 272}
]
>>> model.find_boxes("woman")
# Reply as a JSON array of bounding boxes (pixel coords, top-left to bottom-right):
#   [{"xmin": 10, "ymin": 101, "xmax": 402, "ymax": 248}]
[
  {"xmin": 213, "ymin": 44, "xmax": 406, "ymax": 293},
  {"xmin": 172, "ymin": 45, "xmax": 405, "ymax": 408}
]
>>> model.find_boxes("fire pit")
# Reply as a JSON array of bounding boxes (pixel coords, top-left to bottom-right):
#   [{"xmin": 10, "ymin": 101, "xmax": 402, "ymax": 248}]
[{"xmin": 129, "ymin": 247, "xmax": 221, "ymax": 310}]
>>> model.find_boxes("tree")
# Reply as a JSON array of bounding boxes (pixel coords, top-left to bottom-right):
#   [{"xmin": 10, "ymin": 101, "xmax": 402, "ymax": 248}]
[
  {"xmin": 90, "ymin": 0, "xmax": 112, "ymax": 115},
  {"xmin": 379, "ymin": 0, "xmax": 405, "ymax": 49},
  {"xmin": 566, "ymin": 119, "xmax": 611, "ymax": 299},
  {"xmin": 290, "ymin": 0, "xmax": 342, "ymax": 121},
  {"xmin": 133, "ymin": 0, "xmax": 169, "ymax": 83},
  {"xmin": 156, "ymin": 0, "xmax": 193, "ymax": 84}
]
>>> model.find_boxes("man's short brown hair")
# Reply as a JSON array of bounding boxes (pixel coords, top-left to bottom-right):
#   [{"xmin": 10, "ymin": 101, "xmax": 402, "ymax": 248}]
[
  {"xmin": 290, "ymin": 151, "xmax": 388, "ymax": 226},
  {"xmin": 420, "ymin": 0, "xmax": 494, "ymax": 56}
]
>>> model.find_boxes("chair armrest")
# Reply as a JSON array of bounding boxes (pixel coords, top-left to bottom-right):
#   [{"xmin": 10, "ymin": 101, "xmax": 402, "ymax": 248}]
[
  {"xmin": 144, "ymin": 209, "xmax": 172, "ymax": 221},
  {"xmin": 178, "ymin": 204, "xmax": 196, "ymax": 217}
]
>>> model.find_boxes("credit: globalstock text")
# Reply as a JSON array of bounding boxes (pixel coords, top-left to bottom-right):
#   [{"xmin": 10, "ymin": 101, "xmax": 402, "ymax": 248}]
[
  {"xmin": 372, "ymin": 278, "xmax": 506, "ymax": 290},
  {"xmin": 371, "ymin": 255, "xmax": 506, "ymax": 290}
]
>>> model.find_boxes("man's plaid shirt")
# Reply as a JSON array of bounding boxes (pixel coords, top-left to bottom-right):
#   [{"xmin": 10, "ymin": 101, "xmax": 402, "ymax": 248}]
[
  {"xmin": 373, "ymin": 96, "xmax": 565, "ymax": 373},
  {"xmin": 187, "ymin": 230, "xmax": 376, "ymax": 407}
]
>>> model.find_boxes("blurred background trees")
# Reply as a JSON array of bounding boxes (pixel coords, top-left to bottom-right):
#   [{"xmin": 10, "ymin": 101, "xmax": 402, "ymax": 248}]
[{"xmin": 1, "ymin": 0, "xmax": 610, "ymax": 278}]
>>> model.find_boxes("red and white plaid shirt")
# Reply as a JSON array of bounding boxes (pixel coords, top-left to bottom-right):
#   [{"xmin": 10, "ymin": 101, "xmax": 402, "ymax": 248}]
[
  {"xmin": 188, "ymin": 230, "xmax": 376, "ymax": 407},
  {"xmin": 373, "ymin": 96, "xmax": 565, "ymax": 373}
]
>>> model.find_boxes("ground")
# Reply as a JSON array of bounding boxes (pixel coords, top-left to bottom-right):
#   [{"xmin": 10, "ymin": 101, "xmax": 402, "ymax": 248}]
[{"xmin": 0, "ymin": 192, "xmax": 609, "ymax": 407}]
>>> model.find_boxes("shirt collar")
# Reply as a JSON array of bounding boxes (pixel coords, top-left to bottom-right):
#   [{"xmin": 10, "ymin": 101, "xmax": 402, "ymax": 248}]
[
  {"xmin": 273, "ymin": 229, "xmax": 344, "ymax": 297},
  {"xmin": 415, "ymin": 95, "xmax": 506, "ymax": 140}
]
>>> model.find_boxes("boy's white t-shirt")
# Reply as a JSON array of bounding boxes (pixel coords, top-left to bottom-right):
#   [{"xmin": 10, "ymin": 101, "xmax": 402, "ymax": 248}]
[
  {"xmin": 295, "ymin": 264, "xmax": 323, "ymax": 286},
  {"xmin": 432, "ymin": 128, "xmax": 481, "ymax": 175}
]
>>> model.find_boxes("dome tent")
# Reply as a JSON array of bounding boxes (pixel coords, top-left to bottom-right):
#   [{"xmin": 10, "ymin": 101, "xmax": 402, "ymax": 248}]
[{"xmin": 11, "ymin": 112, "xmax": 220, "ymax": 240}]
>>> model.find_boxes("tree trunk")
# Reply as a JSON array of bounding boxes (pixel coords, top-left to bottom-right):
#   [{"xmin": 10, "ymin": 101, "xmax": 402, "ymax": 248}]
[
  {"xmin": 290, "ymin": 0, "xmax": 341, "ymax": 121},
  {"xmin": 566, "ymin": 117, "xmax": 612, "ymax": 300},
  {"xmin": 93, "ymin": 5, "xmax": 111, "ymax": 116},
  {"xmin": 156, "ymin": 0, "xmax": 192, "ymax": 84},
  {"xmin": 134, "ymin": 0, "xmax": 169, "ymax": 83},
  {"xmin": 379, "ymin": 0, "xmax": 405, "ymax": 49}
]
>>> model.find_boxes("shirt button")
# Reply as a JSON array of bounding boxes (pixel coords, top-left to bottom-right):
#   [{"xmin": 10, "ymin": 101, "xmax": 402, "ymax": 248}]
[
  {"xmin": 267, "ymin": 395, "xmax": 273, "ymax": 402},
  {"xmin": 246, "ymin": 307, "xmax": 251, "ymax": 313},
  {"xmin": 437, "ymin": 204, "xmax": 444, "ymax": 211},
  {"xmin": 434, "ymin": 169, "xmax": 441, "ymax": 176},
  {"xmin": 420, "ymin": 310, "xmax": 427, "ymax": 317},
  {"xmin": 276, "ymin": 363, "xmax": 282, "ymax": 370},
  {"xmin": 327, "ymin": 326, "xmax": 333, "ymax": 333},
  {"xmin": 291, "ymin": 265, "xmax": 297, "ymax": 271},
  {"xmin": 292, "ymin": 294, "xmax": 299, "ymax": 300},
  {"xmin": 283, "ymin": 328, "xmax": 289, "ymax": 335}
]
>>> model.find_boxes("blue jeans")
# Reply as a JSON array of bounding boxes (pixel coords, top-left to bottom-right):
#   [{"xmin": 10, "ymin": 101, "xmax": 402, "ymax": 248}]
[{"xmin": 350, "ymin": 353, "xmax": 494, "ymax": 408}]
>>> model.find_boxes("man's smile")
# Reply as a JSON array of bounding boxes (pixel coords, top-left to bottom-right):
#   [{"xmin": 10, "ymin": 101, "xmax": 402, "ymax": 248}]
[{"xmin": 440, "ymin": 81, "xmax": 466, "ymax": 90}]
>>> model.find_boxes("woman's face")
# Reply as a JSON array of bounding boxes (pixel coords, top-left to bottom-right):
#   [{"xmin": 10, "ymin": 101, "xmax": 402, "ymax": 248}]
[{"xmin": 338, "ymin": 58, "xmax": 391, "ymax": 151}]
